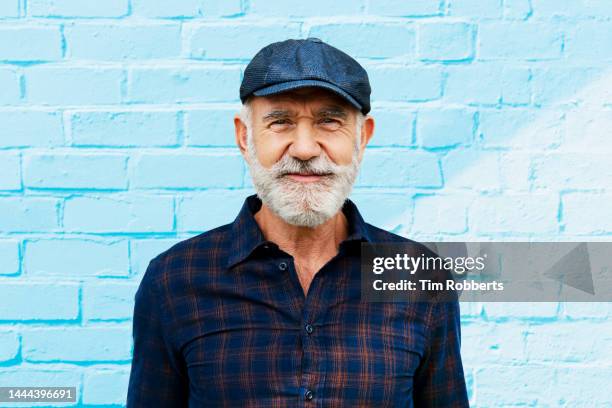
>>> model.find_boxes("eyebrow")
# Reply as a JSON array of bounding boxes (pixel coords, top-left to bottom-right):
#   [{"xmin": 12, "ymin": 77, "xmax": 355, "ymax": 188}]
[{"xmin": 261, "ymin": 105, "xmax": 349, "ymax": 122}]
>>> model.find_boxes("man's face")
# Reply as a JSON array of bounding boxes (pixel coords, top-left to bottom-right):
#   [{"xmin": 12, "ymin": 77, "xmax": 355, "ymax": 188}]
[{"xmin": 235, "ymin": 87, "xmax": 374, "ymax": 228}]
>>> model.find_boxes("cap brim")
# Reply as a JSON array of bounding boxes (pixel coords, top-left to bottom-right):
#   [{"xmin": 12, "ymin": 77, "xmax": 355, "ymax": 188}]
[{"xmin": 252, "ymin": 80, "xmax": 363, "ymax": 112}]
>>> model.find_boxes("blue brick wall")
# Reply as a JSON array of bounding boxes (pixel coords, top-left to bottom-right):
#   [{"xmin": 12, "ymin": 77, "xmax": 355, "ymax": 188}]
[{"xmin": 1, "ymin": 1, "xmax": 611, "ymax": 406}]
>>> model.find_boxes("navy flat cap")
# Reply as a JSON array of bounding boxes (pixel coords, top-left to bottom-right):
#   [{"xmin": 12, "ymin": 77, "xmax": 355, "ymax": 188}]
[{"xmin": 240, "ymin": 38, "xmax": 371, "ymax": 115}]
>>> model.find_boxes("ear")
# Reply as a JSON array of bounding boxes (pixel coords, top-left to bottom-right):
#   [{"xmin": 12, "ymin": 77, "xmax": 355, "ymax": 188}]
[
  {"xmin": 358, "ymin": 115, "xmax": 375, "ymax": 160},
  {"xmin": 234, "ymin": 114, "xmax": 248, "ymax": 158}
]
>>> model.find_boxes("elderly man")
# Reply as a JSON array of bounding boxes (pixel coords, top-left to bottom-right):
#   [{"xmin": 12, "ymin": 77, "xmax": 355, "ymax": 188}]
[{"xmin": 127, "ymin": 38, "xmax": 469, "ymax": 407}]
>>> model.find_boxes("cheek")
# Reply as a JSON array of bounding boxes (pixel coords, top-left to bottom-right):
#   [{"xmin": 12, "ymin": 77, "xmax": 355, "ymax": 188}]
[
  {"xmin": 254, "ymin": 137, "xmax": 287, "ymax": 168},
  {"xmin": 323, "ymin": 137, "xmax": 355, "ymax": 166}
]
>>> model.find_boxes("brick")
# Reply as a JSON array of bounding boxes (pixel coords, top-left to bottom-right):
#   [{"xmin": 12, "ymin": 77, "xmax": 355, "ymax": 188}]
[
  {"xmin": 29, "ymin": 0, "xmax": 128, "ymax": 18},
  {"xmin": 357, "ymin": 149, "xmax": 441, "ymax": 188},
  {"xmin": 83, "ymin": 369, "xmax": 130, "ymax": 405},
  {"xmin": 187, "ymin": 23, "xmax": 301, "ymax": 59},
  {"xmin": 22, "ymin": 327, "xmax": 131, "ymax": 362},
  {"xmin": 128, "ymin": 67, "xmax": 240, "ymax": 103},
  {"xmin": 562, "ymin": 193, "xmax": 612, "ymax": 234},
  {"xmin": 132, "ymin": 152, "xmax": 244, "ymax": 189},
  {"xmin": 564, "ymin": 109, "xmax": 612, "ymax": 152},
  {"xmin": 448, "ymin": 0, "xmax": 502, "ymax": 18},
  {"xmin": 418, "ymin": 23, "xmax": 474, "ymax": 61},
  {"xmin": 474, "ymin": 366, "xmax": 553, "ymax": 405},
  {"xmin": 0, "ymin": 331, "xmax": 19, "ymax": 362},
  {"xmin": 442, "ymin": 149, "xmax": 500, "ymax": 190},
  {"xmin": 478, "ymin": 109, "xmax": 563, "ymax": 149},
  {"xmin": 469, "ymin": 194, "xmax": 558, "ymax": 234},
  {"xmin": 131, "ymin": 0, "xmax": 203, "ymax": 17},
  {"xmin": 0, "ymin": 282, "xmax": 79, "ymax": 320},
  {"xmin": 461, "ymin": 321, "xmax": 529, "ymax": 365},
  {"xmin": 0, "ymin": 67, "xmax": 20, "ymax": 105},
  {"xmin": 503, "ymin": 0, "xmax": 532, "ymax": 19},
  {"xmin": 178, "ymin": 190, "xmax": 249, "ymax": 232},
  {"xmin": 348, "ymin": 192, "xmax": 411, "ymax": 231},
  {"xmin": 483, "ymin": 302, "xmax": 559, "ymax": 318},
  {"xmin": 71, "ymin": 110, "xmax": 178, "ymax": 147},
  {"xmin": 369, "ymin": 66, "xmax": 442, "ymax": 101},
  {"xmin": 64, "ymin": 194, "xmax": 174, "ymax": 233},
  {"xmin": 25, "ymin": 239, "xmax": 129, "ymax": 277},
  {"xmin": 0, "ymin": 152, "xmax": 20, "ymax": 190},
  {"xmin": 82, "ymin": 281, "xmax": 138, "ymax": 321},
  {"xmin": 369, "ymin": 0, "xmax": 442, "ymax": 16},
  {"xmin": 0, "ymin": 197, "xmax": 59, "ymax": 232},
  {"xmin": 531, "ymin": 67, "xmax": 600, "ymax": 107},
  {"xmin": 66, "ymin": 23, "xmax": 182, "ymax": 60},
  {"xmin": 23, "ymin": 152, "xmax": 128, "ymax": 190},
  {"xmin": 532, "ymin": 153, "xmax": 612, "ymax": 190},
  {"xmin": 26, "ymin": 67, "xmax": 123, "ymax": 105},
  {"xmin": 368, "ymin": 109, "xmax": 414, "ymax": 147},
  {"xmin": 531, "ymin": 0, "xmax": 612, "ymax": 18},
  {"xmin": 0, "ymin": 240, "xmax": 20, "ymax": 275},
  {"xmin": 0, "ymin": 25, "xmax": 62, "ymax": 61},
  {"xmin": 413, "ymin": 194, "xmax": 471, "ymax": 234},
  {"xmin": 0, "ymin": 110, "xmax": 63, "ymax": 147},
  {"xmin": 565, "ymin": 22, "xmax": 612, "ymax": 61},
  {"xmin": 308, "ymin": 23, "xmax": 415, "ymax": 59},
  {"xmin": 0, "ymin": 369, "xmax": 81, "ymax": 387},
  {"xmin": 0, "ymin": 0, "xmax": 19, "ymax": 17},
  {"xmin": 130, "ymin": 239, "xmax": 180, "ymax": 278},
  {"xmin": 186, "ymin": 108, "xmax": 239, "ymax": 147},
  {"xmin": 499, "ymin": 152, "xmax": 532, "ymax": 191},
  {"xmin": 478, "ymin": 22, "xmax": 563, "ymax": 60},
  {"xmin": 417, "ymin": 109, "xmax": 474, "ymax": 148},
  {"xmin": 250, "ymin": 0, "xmax": 363, "ymax": 16},
  {"xmin": 547, "ymin": 367, "xmax": 612, "ymax": 406}
]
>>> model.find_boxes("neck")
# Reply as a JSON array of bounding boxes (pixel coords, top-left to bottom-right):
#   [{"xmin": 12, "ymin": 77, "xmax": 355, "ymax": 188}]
[{"xmin": 254, "ymin": 203, "xmax": 349, "ymax": 259}]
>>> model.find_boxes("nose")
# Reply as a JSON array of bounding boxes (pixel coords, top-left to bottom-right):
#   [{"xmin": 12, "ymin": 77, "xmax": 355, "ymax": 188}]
[{"xmin": 288, "ymin": 122, "xmax": 321, "ymax": 161}]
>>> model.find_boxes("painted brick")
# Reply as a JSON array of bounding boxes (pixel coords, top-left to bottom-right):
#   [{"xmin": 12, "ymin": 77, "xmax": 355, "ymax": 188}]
[
  {"xmin": 22, "ymin": 327, "xmax": 132, "ymax": 362},
  {"xmin": 0, "ymin": 25, "xmax": 62, "ymax": 61},
  {"xmin": 128, "ymin": 67, "xmax": 240, "ymax": 103},
  {"xmin": 129, "ymin": 239, "xmax": 180, "ymax": 278},
  {"xmin": 369, "ymin": 66, "xmax": 442, "ymax": 101},
  {"xmin": 417, "ymin": 109, "xmax": 474, "ymax": 148},
  {"xmin": 369, "ymin": 0, "xmax": 442, "ymax": 16},
  {"xmin": 368, "ymin": 109, "xmax": 415, "ymax": 147},
  {"xmin": 531, "ymin": 0, "xmax": 612, "ymax": 18},
  {"xmin": 71, "ymin": 110, "xmax": 178, "ymax": 147},
  {"xmin": 0, "ymin": 240, "xmax": 20, "ymax": 276},
  {"xmin": 187, "ymin": 23, "xmax": 301, "ymax": 59},
  {"xmin": 498, "ymin": 152, "xmax": 532, "ymax": 191},
  {"xmin": 250, "ymin": 0, "xmax": 363, "ymax": 16},
  {"xmin": 418, "ymin": 23, "xmax": 474, "ymax": 61},
  {"xmin": 83, "ymin": 369, "xmax": 130, "ymax": 405},
  {"xmin": 178, "ymin": 190, "xmax": 250, "ymax": 232},
  {"xmin": 565, "ymin": 22, "xmax": 612, "ymax": 61},
  {"xmin": 82, "ymin": 281, "xmax": 138, "ymax": 321},
  {"xmin": 532, "ymin": 153, "xmax": 612, "ymax": 190},
  {"xmin": 0, "ymin": 197, "xmax": 59, "ymax": 232},
  {"xmin": 308, "ymin": 23, "xmax": 415, "ymax": 59},
  {"xmin": 185, "ymin": 108, "xmax": 238, "ymax": 147},
  {"xmin": 562, "ymin": 193, "xmax": 612, "ymax": 234},
  {"xmin": 0, "ymin": 0, "xmax": 19, "ymax": 17},
  {"xmin": 0, "ymin": 282, "xmax": 79, "ymax": 320},
  {"xmin": 504, "ymin": 0, "xmax": 532, "ymax": 19},
  {"xmin": 413, "ymin": 194, "xmax": 471, "ymax": 234},
  {"xmin": 469, "ymin": 194, "xmax": 558, "ymax": 234},
  {"xmin": 29, "ymin": 0, "xmax": 128, "ymax": 18},
  {"xmin": 531, "ymin": 67, "xmax": 601, "ymax": 107},
  {"xmin": 0, "ymin": 331, "xmax": 19, "ymax": 362},
  {"xmin": 131, "ymin": 0, "xmax": 205, "ymax": 17},
  {"xmin": 564, "ymin": 108, "xmax": 612, "ymax": 152},
  {"xmin": 478, "ymin": 22, "xmax": 563, "ymax": 60},
  {"xmin": 448, "ymin": 0, "xmax": 502, "ymax": 18},
  {"xmin": 23, "ymin": 152, "xmax": 128, "ymax": 190},
  {"xmin": 478, "ymin": 109, "xmax": 563, "ymax": 149},
  {"xmin": 0, "ymin": 67, "xmax": 20, "ymax": 105},
  {"xmin": 358, "ymin": 149, "xmax": 442, "ymax": 188},
  {"xmin": 25, "ymin": 239, "xmax": 129, "ymax": 277},
  {"xmin": 0, "ymin": 110, "xmax": 63, "ymax": 147},
  {"xmin": 25, "ymin": 67, "xmax": 123, "ymax": 105},
  {"xmin": 132, "ymin": 152, "xmax": 244, "ymax": 189},
  {"xmin": 0, "ymin": 151, "xmax": 20, "ymax": 190},
  {"xmin": 66, "ymin": 23, "xmax": 182, "ymax": 60},
  {"xmin": 349, "ymin": 191, "xmax": 411, "ymax": 231},
  {"xmin": 64, "ymin": 194, "xmax": 174, "ymax": 233},
  {"xmin": 442, "ymin": 149, "xmax": 501, "ymax": 191},
  {"xmin": 0, "ymin": 369, "xmax": 81, "ymax": 387}
]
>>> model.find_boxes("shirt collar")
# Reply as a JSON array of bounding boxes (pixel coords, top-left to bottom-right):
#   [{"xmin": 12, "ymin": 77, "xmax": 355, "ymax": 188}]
[{"xmin": 226, "ymin": 194, "xmax": 372, "ymax": 269}]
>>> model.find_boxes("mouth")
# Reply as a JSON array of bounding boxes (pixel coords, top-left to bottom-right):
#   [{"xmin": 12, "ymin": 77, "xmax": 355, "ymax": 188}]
[{"xmin": 282, "ymin": 172, "xmax": 333, "ymax": 183}]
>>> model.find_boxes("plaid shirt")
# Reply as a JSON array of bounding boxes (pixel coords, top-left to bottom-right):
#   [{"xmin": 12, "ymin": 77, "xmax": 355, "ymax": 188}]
[{"xmin": 127, "ymin": 194, "xmax": 469, "ymax": 407}]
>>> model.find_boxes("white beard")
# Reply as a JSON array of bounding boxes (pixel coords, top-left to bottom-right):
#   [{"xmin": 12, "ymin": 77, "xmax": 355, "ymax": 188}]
[{"xmin": 245, "ymin": 128, "xmax": 362, "ymax": 228}]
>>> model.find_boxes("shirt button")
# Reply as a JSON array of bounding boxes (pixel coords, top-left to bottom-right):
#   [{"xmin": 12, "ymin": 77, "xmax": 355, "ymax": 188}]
[
  {"xmin": 305, "ymin": 323, "xmax": 314, "ymax": 334},
  {"xmin": 278, "ymin": 262, "xmax": 288, "ymax": 270},
  {"xmin": 304, "ymin": 389, "xmax": 314, "ymax": 400}
]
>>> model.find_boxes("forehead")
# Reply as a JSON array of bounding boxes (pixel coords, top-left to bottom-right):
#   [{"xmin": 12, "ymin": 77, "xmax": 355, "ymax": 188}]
[{"xmin": 251, "ymin": 87, "xmax": 354, "ymax": 113}]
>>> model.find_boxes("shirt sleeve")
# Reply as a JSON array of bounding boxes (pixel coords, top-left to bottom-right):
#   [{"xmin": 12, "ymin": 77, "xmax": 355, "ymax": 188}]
[
  {"xmin": 412, "ymin": 299, "xmax": 469, "ymax": 407},
  {"xmin": 126, "ymin": 258, "xmax": 189, "ymax": 407}
]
